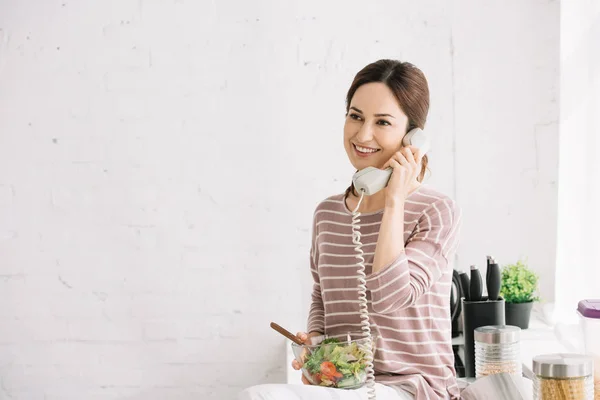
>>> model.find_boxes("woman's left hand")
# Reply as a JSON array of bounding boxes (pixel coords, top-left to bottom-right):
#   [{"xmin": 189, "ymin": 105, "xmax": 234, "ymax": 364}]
[{"xmin": 382, "ymin": 146, "xmax": 423, "ymax": 206}]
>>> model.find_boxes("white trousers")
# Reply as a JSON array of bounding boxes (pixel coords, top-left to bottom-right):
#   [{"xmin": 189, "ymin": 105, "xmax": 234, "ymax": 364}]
[{"xmin": 237, "ymin": 383, "xmax": 415, "ymax": 400}]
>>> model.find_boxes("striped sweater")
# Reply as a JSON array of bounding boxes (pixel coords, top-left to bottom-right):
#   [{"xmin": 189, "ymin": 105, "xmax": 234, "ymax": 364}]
[{"xmin": 306, "ymin": 185, "xmax": 462, "ymax": 400}]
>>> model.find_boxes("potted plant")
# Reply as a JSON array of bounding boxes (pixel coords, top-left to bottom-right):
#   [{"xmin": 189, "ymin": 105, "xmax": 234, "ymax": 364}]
[{"xmin": 499, "ymin": 259, "xmax": 540, "ymax": 329}]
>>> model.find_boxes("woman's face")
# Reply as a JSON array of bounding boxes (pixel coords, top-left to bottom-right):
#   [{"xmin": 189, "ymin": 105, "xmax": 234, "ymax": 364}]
[{"xmin": 344, "ymin": 82, "xmax": 410, "ymax": 171}]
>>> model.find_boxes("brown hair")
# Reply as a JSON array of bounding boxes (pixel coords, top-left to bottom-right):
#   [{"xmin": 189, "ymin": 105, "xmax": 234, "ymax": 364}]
[{"xmin": 344, "ymin": 59, "xmax": 430, "ymax": 198}]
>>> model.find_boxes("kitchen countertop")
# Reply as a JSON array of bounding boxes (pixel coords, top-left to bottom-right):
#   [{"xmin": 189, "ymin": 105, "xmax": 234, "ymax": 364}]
[
  {"xmin": 285, "ymin": 307, "xmax": 576, "ymax": 387},
  {"xmin": 452, "ymin": 306, "xmax": 572, "ymax": 371}
]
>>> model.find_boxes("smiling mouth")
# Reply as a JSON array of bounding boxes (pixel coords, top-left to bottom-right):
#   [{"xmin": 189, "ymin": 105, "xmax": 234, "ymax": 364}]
[{"xmin": 353, "ymin": 143, "xmax": 381, "ymax": 155}]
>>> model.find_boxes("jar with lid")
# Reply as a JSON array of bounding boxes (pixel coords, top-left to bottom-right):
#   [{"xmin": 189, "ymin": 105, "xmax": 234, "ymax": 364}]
[
  {"xmin": 533, "ymin": 353, "xmax": 594, "ymax": 400},
  {"xmin": 474, "ymin": 325, "xmax": 521, "ymax": 378}
]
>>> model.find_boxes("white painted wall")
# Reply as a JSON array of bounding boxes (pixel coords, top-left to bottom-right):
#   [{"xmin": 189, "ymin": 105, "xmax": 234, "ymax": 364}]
[
  {"xmin": 0, "ymin": 1, "xmax": 558, "ymax": 399},
  {"xmin": 452, "ymin": 0, "xmax": 559, "ymax": 303},
  {"xmin": 554, "ymin": 0, "xmax": 600, "ymax": 323}
]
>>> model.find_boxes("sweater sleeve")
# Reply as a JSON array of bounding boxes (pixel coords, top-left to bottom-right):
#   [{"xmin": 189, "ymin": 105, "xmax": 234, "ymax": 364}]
[
  {"xmin": 365, "ymin": 198, "xmax": 462, "ymax": 314},
  {"xmin": 306, "ymin": 212, "xmax": 325, "ymax": 333}
]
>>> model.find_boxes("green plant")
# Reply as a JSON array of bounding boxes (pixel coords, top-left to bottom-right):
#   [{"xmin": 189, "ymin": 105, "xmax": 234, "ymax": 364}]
[{"xmin": 499, "ymin": 259, "xmax": 540, "ymax": 303}]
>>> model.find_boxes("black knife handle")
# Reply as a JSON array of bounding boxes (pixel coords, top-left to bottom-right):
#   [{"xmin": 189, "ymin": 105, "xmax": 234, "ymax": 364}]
[
  {"xmin": 470, "ymin": 266, "xmax": 483, "ymax": 301},
  {"xmin": 459, "ymin": 272, "xmax": 471, "ymax": 301},
  {"xmin": 486, "ymin": 256, "xmax": 491, "ymax": 286},
  {"xmin": 487, "ymin": 263, "xmax": 501, "ymax": 301}
]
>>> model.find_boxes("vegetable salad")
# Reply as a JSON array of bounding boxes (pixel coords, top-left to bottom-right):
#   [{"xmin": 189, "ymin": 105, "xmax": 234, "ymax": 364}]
[{"xmin": 302, "ymin": 338, "xmax": 370, "ymax": 389}]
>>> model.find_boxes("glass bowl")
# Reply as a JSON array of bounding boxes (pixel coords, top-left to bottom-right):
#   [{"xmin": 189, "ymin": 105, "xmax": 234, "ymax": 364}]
[{"xmin": 291, "ymin": 332, "xmax": 376, "ymax": 389}]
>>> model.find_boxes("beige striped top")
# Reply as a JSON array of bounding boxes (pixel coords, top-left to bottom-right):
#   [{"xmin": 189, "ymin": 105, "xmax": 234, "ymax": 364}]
[{"xmin": 306, "ymin": 185, "xmax": 462, "ymax": 400}]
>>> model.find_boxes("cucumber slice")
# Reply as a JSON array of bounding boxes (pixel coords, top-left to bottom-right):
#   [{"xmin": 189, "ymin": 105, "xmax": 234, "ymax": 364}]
[{"xmin": 336, "ymin": 375, "xmax": 358, "ymax": 388}]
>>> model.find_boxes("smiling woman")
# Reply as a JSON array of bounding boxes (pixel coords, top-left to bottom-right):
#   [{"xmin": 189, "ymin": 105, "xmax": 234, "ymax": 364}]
[{"xmin": 238, "ymin": 60, "xmax": 462, "ymax": 400}]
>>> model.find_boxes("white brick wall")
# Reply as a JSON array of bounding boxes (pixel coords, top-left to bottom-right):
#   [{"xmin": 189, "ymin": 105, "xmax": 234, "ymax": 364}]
[{"xmin": 0, "ymin": 0, "xmax": 558, "ymax": 398}]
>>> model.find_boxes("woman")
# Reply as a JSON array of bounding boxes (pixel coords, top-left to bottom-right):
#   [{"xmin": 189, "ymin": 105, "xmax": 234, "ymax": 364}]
[{"xmin": 239, "ymin": 59, "xmax": 462, "ymax": 400}]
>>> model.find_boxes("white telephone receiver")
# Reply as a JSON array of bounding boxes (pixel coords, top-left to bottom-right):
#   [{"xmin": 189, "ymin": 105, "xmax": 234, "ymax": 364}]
[{"xmin": 351, "ymin": 128, "xmax": 430, "ymax": 195}]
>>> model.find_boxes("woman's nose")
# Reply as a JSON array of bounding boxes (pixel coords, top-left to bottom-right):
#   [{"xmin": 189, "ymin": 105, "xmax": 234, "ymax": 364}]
[{"xmin": 355, "ymin": 123, "xmax": 374, "ymax": 143}]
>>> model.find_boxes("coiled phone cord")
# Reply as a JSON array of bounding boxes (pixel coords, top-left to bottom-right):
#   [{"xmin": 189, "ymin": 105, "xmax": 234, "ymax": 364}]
[{"xmin": 351, "ymin": 189, "xmax": 376, "ymax": 400}]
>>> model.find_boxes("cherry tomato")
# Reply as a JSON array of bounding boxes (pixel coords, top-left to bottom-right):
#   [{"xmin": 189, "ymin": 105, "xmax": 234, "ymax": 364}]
[{"xmin": 320, "ymin": 361, "xmax": 343, "ymax": 378}]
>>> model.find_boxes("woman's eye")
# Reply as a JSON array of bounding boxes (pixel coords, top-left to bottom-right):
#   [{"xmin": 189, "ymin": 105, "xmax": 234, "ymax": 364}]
[
  {"xmin": 349, "ymin": 113, "xmax": 362, "ymax": 120},
  {"xmin": 377, "ymin": 119, "xmax": 391, "ymax": 126}
]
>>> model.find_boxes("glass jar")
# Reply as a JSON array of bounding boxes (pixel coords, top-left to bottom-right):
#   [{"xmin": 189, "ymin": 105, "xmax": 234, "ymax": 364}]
[
  {"xmin": 474, "ymin": 325, "xmax": 521, "ymax": 378},
  {"xmin": 533, "ymin": 353, "xmax": 594, "ymax": 400}
]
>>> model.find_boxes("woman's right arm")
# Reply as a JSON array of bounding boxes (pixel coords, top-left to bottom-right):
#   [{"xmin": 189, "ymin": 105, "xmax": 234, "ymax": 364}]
[
  {"xmin": 292, "ymin": 213, "xmax": 324, "ymax": 384},
  {"xmin": 306, "ymin": 211, "xmax": 324, "ymax": 334},
  {"xmin": 306, "ymin": 250, "xmax": 325, "ymax": 333}
]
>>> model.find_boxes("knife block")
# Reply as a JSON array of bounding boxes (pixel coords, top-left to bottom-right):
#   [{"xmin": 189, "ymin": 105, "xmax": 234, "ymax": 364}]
[{"xmin": 462, "ymin": 297, "xmax": 505, "ymax": 377}]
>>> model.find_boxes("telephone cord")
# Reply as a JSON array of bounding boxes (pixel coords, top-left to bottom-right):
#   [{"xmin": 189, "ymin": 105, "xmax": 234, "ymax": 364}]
[{"xmin": 351, "ymin": 189, "xmax": 376, "ymax": 400}]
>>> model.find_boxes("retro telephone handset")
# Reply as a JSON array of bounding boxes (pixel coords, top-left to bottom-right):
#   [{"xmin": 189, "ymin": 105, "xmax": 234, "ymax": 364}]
[
  {"xmin": 352, "ymin": 128, "xmax": 431, "ymax": 195},
  {"xmin": 349, "ymin": 128, "xmax": 430, "ymax": 400}
]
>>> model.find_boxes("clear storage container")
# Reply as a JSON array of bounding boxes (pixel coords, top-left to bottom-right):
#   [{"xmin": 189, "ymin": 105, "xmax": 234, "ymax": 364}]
[
  {"xmin": 474, "ymin": 325, "xmax": 521, "ymax": 378},
  {"xmin": 577, "ymin": 300, "xmax": 600, "ymax": 399},
  {"xmin": 533, "ymin": 353, "xmax": 594, "ymax": 400}
]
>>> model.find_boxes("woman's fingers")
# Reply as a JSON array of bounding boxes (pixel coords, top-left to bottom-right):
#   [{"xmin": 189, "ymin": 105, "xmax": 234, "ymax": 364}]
[
  {"xmin": 387, "ymin": 158, "xmax": 402, "ymax": 172},
  {"xmin": 413, "ymin": 148, "xmax": 423, "ymax": 164},
  {"xmin": 394, "ymin": 150, "xmax": 409, "ymax": 166},
  {"xmin": 293, "ymin": 331, "xmax": 320, "ymax": 385},
  {"xmin": 297, "ymin": 332, "xmax": 308, "ymax": 343},
  {"xmin": 405, "ymin": 146, "xmax": 424, "ymax": 165},
  {"xmin": 402, "ymin": 146, "xmax": 416, "ymax": 165},
  {"xmin": 384, "ymin": 146, "xmax": 424, "ymax": 171},
  {"xmin": 383, "ymin": 146, "xmax": 424, "ymax": 203}
]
